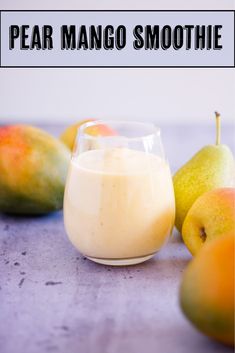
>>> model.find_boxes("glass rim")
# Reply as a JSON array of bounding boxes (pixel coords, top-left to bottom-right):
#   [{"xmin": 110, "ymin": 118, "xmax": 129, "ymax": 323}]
[{"xmin": 77, "ymin": 120, "xmax": 161, "ymax": 142}]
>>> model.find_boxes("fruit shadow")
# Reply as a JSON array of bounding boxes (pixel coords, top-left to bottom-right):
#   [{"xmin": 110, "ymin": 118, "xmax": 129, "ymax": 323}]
[
  {"xmin": 0, "ymin": 210, "xmax": 62, "ymax": 225},
  {"xmin": 78, "ymin": 249, "xmax": 191, "ymax": 276}
]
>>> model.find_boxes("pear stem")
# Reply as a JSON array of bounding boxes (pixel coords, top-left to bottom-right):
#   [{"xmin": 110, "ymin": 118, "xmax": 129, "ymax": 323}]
[{"xmin": 215, "ymin": 111, "xmax": 221, "ymax": 145}]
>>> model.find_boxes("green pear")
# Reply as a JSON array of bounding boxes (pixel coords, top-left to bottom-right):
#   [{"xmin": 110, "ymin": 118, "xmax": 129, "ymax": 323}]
[{"xmin": 173, "ymin": 112, "xmax": 235, "ymax": 232}]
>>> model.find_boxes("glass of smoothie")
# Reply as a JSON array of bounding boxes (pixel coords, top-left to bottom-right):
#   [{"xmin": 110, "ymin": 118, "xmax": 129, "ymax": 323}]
[{"xmin": 64, "ymin": 121, "xmax": 175, "ymax": 266}]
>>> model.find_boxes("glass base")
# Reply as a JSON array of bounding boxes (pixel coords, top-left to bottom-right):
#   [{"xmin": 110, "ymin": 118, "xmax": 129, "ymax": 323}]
[{"xmin": 86, "ymin": 253, "xmax": 155, "ymax": 266}]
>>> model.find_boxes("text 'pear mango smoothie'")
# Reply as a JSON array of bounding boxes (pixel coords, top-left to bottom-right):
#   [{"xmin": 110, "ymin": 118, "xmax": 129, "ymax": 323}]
[{"xmin": 64, "ymin": 135, "xmax": 175, "ymax": 265}]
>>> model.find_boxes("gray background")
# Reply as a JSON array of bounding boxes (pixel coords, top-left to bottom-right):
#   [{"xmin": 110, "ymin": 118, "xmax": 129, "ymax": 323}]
[{"xmin": 0, "ymin": 1, "xmax": 234, "ymax": 126}]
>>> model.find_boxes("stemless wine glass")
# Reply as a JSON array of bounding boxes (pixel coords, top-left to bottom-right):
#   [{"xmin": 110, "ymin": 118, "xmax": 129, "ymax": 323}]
[{"xmin": 64, "ymin": 121, "xmax": 175, "ymax": 266}]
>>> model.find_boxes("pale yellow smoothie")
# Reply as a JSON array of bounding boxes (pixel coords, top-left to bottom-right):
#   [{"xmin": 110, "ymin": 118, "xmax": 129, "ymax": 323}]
[{"xmin": 64, "ymin": 148, "xmax": 175, "ymax": 264}]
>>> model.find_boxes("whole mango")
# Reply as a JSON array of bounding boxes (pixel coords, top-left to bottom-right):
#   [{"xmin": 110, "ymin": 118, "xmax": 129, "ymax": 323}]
[
  {"xmin": 60, "ymin": 119, "xmax": 93, "ymax": 151},
  {"xmin": 180, "ymin": 233, "xmax": 234, "ymax": 346},
  {"xmin": 0, "ymin": 125, "xmax": 70, "ymax": 214},
  {"xmin": 60, "ymin": 119, "xmax": 117, "ymax": 151}
]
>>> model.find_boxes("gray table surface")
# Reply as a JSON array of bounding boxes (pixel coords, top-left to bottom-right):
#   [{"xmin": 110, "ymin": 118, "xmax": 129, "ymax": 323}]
[{"xmin": 0, "ymin": 123, "xmax": 234, "ymax": 353}]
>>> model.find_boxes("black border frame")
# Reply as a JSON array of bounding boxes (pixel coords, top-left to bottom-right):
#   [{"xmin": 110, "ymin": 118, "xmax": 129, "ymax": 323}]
[{"xmin": 0, "ymin": 10, "xmax": 234, "ymax": 69}]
